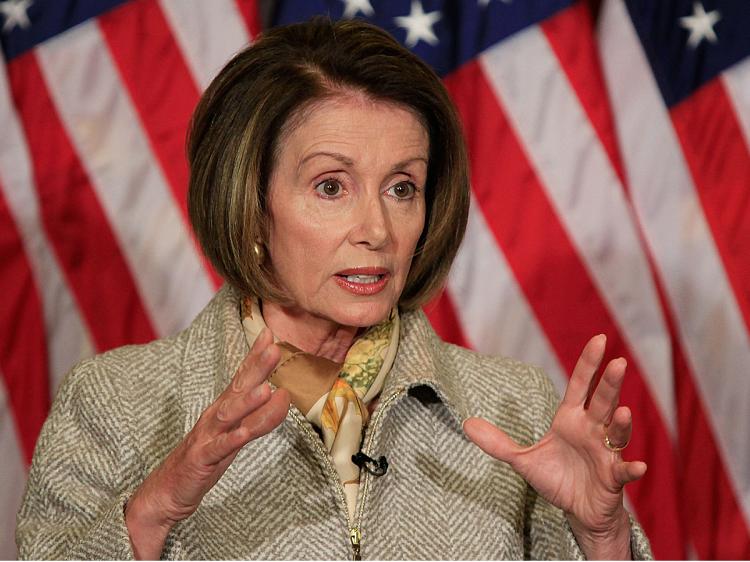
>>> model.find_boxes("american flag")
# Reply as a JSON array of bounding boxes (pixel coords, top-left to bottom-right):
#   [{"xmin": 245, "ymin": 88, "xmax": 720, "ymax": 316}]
[{"xmin": 0, "ymin": 0, "xmax": 747, "ymax": 558}]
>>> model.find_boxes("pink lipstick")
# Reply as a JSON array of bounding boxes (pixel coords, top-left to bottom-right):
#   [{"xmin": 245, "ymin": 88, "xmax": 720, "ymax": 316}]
[{"xmin": 334, "ymin": 267, "xmax": 390, "ymax": 296}]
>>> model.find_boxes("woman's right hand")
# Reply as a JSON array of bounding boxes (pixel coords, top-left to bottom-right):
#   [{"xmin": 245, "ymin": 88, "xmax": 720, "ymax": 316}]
[{"xmin": 124, "ymin": 328, "xmax": 289, "ymax": 559}]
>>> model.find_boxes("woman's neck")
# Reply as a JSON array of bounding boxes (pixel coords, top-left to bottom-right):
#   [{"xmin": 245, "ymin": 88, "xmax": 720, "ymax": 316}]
[{"xmin": 261, "ymin": 301, "xmax": 359, "ymax": 363}]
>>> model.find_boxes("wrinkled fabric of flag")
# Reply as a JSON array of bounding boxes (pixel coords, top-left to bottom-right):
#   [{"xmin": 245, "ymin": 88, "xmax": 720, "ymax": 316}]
[{"xmin": 0, "ymin": 0, "xmax": 748, "ymax": 558}]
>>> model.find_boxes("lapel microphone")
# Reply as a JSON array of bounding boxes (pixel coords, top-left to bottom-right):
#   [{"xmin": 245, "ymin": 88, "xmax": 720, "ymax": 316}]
[{"xmin": 352, "ymin": 452, "xmax": 389, "ymax": 476}]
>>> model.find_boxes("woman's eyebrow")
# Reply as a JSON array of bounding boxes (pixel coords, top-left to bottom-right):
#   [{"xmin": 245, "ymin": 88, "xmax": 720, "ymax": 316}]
[
  {"xmin": 297, "ymin": 152, "xmax": 427, "ymax": 173},
  {"xmin": 389, "ymin": 157, "xmax": 428, "ymax": 173},
  {"xmin": 298, "ymin": 151, "xmax": 355, "ymax": 171}
]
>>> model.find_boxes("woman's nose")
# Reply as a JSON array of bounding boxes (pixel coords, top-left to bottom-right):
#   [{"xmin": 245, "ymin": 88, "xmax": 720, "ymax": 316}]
[{"xmin": 349, "ymin": 195, "xmax": 390, "ymax": 250}]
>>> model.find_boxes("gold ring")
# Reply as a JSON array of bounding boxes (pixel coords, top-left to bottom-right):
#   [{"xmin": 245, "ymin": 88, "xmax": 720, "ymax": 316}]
[{"xmin": 604, "ymin": 432, "xmax": 629, "ymax": 452}]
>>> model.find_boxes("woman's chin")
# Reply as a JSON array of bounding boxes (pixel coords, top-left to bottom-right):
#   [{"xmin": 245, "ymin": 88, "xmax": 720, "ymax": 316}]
[{"xmin": 328, "ymin": 300, "xmax": 396, "ymax": 329}]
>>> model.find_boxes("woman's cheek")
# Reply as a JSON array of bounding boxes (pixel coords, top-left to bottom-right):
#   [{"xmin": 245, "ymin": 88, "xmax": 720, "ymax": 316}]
[
  {"xmin": 391, "ymin": 200, "xmax": 425, "ymax": 237},
  {"xmin": 300, "ymin": 192, "xmax": 355, "ymax": 221}
]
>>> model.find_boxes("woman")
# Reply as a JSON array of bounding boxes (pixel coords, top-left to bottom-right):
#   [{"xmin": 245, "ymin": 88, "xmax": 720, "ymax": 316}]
[{"xmin": 17, "ymin": 18, "xmax": 652, "ymax": 560}]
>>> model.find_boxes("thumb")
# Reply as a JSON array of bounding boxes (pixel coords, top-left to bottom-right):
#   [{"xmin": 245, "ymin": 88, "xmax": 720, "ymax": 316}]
[{"xmin": 463, "ymin": 417, "xmax": 523, "ymax": 467}]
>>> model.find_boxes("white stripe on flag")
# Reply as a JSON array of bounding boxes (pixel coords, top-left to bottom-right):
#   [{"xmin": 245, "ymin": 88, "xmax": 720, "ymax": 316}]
[
  {"xmin": 723, "ymin": 57, "xmax": 750, "ymax": 150},
  {"xmin": 449, "ymin": 197, "xmax": 568, "ymax": 396},
  {"xmin": 599, "ymin": 0, "xmax": 750, "ymax": 524},
  {"xmin": 0, "ymin": 55, "xmax": 94, "ymax": 389},
  {"xmin": 479, "ymin": 26, "xmax": 676, "ymax": 434},
  {"xmin": 159, "ymin": 0, "xmax": 253, "ymax": 92},
  {"xmin": 36, "ymin": 21, "xmax": 216, "ymax": 338},
  {"xmin": 0, "ymin": 379, "xmax": 26, "ymax": 560}
]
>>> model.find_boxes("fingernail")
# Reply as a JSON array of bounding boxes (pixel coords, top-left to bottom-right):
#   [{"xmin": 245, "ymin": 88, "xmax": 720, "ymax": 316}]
[
  {"xmin": 251, "ymin": 383, "xmax": 267, "ymax": 400},
  {"xmin": 260, "ymin": 344, "xmax": 276, "ymax": 367}
]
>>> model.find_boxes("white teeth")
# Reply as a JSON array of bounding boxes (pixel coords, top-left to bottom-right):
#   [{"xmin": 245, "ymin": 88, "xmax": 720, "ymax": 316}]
[{"xmin": 346, "ymin": 274, "xmax": 380, "ymax": 284}]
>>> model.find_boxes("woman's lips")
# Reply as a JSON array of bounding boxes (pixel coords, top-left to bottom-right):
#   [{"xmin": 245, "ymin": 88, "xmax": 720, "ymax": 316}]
[{"xmin": 334, "ymin": 269, "xmax": 390, "ymax": 295}]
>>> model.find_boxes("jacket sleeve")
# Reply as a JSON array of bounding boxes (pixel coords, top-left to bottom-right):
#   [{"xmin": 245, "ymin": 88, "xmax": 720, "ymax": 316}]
[
  {"xmin": 16, "ymin": 358, "xmax": 139, "ymax": 560},
  {"xmin": 522, "ymin": 366, "xmax": 654, "ymax": 560}
]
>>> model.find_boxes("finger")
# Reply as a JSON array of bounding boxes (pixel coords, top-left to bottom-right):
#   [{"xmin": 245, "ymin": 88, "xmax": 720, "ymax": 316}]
[
  {"xmin": 215, "ymin": 381, "xmax": 274, "ymax": 428},
  {"xmin": 231, "ymin": 328, "xmax": 276, "ymax": 392},
  {"xmin": 204, "ymin": 388, "xmax": 291, "ymax": 464},
  {"xmin": 245, "ymin": 326, "xmax": 274, "ymax": 364},
  {"xmin": 613, "ymin": 460, "xmax": 647, "ymax": 485},
  {"xmin": 561, "ymin": 334, "xmax": 606, "ymax": 408},
  {"xmin": 236, "ymin": 387, "xmax": 290, "ymax": 438},
  {"xmin": 210, "ymin": 345, "xmax": 281, "ymax": 432},
  {"xmin": 588, "ymin": 357, "xmax": 626, "ymax": 423},
  {"xmin": 252, "ymin": 326, "xmax": 273, "ymax": 352},
  {"xmin": 463, "ymin": 417, "xmax": 523, "ymax": 468},
  {"xmin": 604, "ymin": 406, "xmax": 632, "ymax": 451},
  {"xmin": 228, "ymin": 339, "xmax": 281, "ymax": 400}
]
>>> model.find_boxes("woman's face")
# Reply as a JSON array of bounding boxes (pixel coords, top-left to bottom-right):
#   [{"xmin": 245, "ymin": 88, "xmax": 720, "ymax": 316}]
[{"xmin": 267, "ymin": 94, "xmax": 428, "ymax": 328}]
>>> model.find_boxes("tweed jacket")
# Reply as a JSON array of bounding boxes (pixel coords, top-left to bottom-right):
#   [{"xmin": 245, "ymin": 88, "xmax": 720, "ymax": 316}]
[{"xmin": 17, "ymin": 286, "xmax": 652, "ymax": 560}]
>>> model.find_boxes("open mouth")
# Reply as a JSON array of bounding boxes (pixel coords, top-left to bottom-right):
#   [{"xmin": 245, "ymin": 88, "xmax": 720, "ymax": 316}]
[
  {"xmin": 337, "ymin": 273, "xmax": 385, "ymax": 284},
  {"xmin": 334, "ymin": 268, "xmax": 390, "ymax": 295}
]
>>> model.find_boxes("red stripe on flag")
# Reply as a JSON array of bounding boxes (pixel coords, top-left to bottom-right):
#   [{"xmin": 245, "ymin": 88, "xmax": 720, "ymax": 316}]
[
  {"xmin": 673, "ymin": 319, "xmax": 750, "ymax": 558},
  {"xmin": 235, "ymin": 0, "xmax": 262, "ymax": 38},
  {"xmin": 445, "ymin": 60, "xmax": 684, "ymax": 559},
  {"xmin": 7, "ymin": 52, "xmax": 157, "ymax": 351},
  {"xmin": 548, "ymin": 8, "xmax": 750, "ymax": 553},
  {"xmin": 671, "ymin": 79, "xmax": 750, "ymax": 335},
  {"xmin": 0, "ymin": 184, "xmax": 50, "ymax": 464},
  {"xmin": 540, "ymin": 2, "xmax": 627, "ymax": 188},
  {"xmin": 628, "ymin": 233, "xmax": 750, "ymax": 556},
  {"xmin": 98, "ymin": 0, "xmax": 222, "ymax": 288},
  {"xmin": 423, "ymin": 289, "xmax": 471, "ymax": 349}
]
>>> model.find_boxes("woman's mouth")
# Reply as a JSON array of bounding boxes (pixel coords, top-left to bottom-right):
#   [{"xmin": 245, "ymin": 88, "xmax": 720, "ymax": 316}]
[
  {"xmin": 334, "ymin": 268, "xmax": 390, "ymax": 295},
  {"xmin": 342, "ymin": 274, "xmax": 381, "ymax": 284}
]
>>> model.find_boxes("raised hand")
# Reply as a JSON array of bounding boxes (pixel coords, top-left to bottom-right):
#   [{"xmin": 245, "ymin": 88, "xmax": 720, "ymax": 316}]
[
  {"xmin": 463, "ymin": 335, "xmax": 646, "ymax": 559},
  {"xmin": 125, "ymin": 328, "xmax": 290, "ymax": 559}
]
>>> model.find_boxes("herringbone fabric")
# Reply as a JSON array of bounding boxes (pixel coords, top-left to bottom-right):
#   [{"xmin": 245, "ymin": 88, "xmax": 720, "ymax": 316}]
[{"xmin": 16, "ymin": 285, "xmax": 653, "ymax": 560}]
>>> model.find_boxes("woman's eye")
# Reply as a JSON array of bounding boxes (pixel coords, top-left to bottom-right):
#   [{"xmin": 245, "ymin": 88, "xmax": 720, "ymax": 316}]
[
  {"xmin": 387, "ymin": 181, "xmax": 417, "ymax": 199},
  {"xmin": 314, "ymin": 179, "xmax": 343, "ymax": 198}
]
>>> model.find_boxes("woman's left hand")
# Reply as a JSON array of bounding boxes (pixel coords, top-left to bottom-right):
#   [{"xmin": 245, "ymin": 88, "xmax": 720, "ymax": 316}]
[{"xmin": 463, "ymin": 334, "xmax": 647, "ymax": 560}]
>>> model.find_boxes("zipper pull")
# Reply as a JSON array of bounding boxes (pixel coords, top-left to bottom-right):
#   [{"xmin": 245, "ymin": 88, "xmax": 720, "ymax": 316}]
[{"xmin": 350, "ymin": 527, "xmax": 361, "ymax": 560}]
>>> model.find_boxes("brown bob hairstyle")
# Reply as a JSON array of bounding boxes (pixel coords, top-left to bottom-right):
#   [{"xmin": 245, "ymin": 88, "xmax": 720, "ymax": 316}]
[{"xmin": 187, "ymin": 17, "xmax": 469, "ymax": 310}]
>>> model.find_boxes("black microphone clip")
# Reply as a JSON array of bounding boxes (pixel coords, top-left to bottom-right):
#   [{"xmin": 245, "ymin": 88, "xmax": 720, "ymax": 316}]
[{"xmin": 351, "ymin": 452, "xmax": 388, "ymax": 476}]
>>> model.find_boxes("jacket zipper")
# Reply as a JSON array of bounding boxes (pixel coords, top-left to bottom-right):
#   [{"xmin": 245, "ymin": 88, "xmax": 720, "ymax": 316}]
[
  {"xmin": 289, "ymin": 387, "xmax": 405, "ymax": 560},
  {"xmin": 351, "ymin": 387, "xmax": 405, "ymax": 560},
  {"xmin": 349, "ymin": 528, "xmax": 361, "ymax": 560}
]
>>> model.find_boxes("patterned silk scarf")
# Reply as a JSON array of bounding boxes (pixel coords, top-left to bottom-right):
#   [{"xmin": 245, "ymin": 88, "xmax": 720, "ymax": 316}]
[{"xmin": 240, "ymin": 298, "xmax": 399, "ymax": 523}]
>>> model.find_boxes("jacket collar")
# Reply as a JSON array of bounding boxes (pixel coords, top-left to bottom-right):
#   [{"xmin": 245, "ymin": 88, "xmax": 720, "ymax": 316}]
[
  {"xmin": 379, "ymin": 301, "xmax": 471, "ymax": 425},
  {"xmin": 181, "ymin": 285, "xmax": 471, "ymax": 431}
]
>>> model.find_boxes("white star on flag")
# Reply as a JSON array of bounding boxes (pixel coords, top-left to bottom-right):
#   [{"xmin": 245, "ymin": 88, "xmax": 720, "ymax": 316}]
[
  {"xmin": 0, "ymin": 0, "xmax": 32, "ymax": 33},
  {"xmin": 394, "ymin": 0, "xmax": 442, "ymax": 48},
  {"xmin": 679, "ymin": 1, "xmax": 721, "ymax": 48},
  {"xmin": 340, "ymin": 0, "xmax": 374, "ymax": 19}
]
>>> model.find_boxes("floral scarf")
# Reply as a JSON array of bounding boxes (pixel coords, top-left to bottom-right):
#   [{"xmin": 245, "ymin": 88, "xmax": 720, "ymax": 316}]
[{"xmin": 240, "ymin": 298, "xmax": 399, "ymax": 523}]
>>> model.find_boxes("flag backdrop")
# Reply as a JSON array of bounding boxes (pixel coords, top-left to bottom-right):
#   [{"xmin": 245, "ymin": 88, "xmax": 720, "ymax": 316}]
[{"xmin": 0, "ymin": 0, "xmax": 748, "ymax": 558}]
